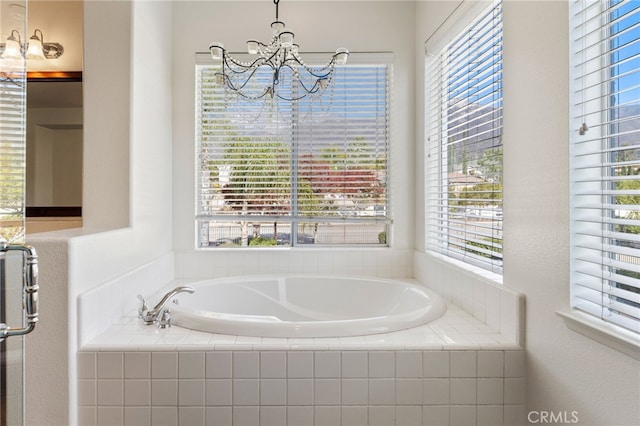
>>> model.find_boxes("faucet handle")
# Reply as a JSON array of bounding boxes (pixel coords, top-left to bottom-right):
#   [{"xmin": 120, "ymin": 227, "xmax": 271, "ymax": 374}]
[
  {"xmin": 137, "ymin": 294, "xmax": 148, "ymax": 319},
  {"xmin": 158, "ymin": 310, "xmax": 171, "ymax": 329}
]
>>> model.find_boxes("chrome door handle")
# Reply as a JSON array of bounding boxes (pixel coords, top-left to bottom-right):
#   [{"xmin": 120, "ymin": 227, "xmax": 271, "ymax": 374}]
[{"xmin": 0, "ymin": 243, "xmax": 39, "ymax": 342}]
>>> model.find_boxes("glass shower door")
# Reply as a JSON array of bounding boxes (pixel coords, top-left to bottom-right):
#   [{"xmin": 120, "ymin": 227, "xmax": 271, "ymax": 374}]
[{"xmin": 0, "ymin": 1, "xmax": 28, "ymax": 425}]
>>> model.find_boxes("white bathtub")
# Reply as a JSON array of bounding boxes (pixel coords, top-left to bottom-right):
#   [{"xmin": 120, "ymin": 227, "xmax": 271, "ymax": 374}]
[{"xmin": 170, "ymin": 275, "xmax": 446, "ymax": 338}]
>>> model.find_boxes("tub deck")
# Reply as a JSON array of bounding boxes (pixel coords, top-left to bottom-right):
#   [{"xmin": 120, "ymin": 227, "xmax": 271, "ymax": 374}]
[{"xmin": 82, "ymin": 302, "xmax": 519, "ymax": 352}]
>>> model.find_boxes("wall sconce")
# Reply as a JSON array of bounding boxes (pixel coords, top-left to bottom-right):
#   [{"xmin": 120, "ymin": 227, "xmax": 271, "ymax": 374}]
[{"xmin": 0, "ymin": 29, "xmax": 64, "ymax": 60}]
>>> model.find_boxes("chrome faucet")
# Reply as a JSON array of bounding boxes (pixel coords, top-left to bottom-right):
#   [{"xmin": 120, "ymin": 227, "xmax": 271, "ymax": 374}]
[{"xmin": 138, "ymin": 286, "xmax": 195, "ymax": 326}]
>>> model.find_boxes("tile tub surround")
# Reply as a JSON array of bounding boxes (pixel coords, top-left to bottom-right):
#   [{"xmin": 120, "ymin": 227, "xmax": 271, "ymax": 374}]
[
  {"xmin": 78, "ymin": 349, "xmax": 525, "ymax": 426},
  {"xmin": 78, "ymin": 305, "xmax": 526, "ymax": 426}
]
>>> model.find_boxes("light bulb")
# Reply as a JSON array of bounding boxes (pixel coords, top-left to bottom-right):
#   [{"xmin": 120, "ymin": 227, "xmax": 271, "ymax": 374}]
[
  {"xmin": 279, "ymin": 31, "xmax": 294, "ymax": 48},
  {"xmin": 2, "ymin": 33, "xmax": 22, "ymax": 60},
  {"xmin": 209, "ymin": 42, "xmax": 224, "ymax": 61},
  {"xmin": 335, "ymin": 48, "xmax": 349, "ymax": 65},
  {"xmin": 247, "ymin": 40, "xmax": 258, "ymax": 55},
  {"xmin": 26, "ymin": 35, "xmax": 45, "ymax": 60}
]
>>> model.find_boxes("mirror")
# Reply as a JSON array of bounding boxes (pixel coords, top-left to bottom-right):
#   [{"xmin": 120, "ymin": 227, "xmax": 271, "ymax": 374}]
[{"xmin": 26, "ymin": 73, "xmax": 83, "ymax": 233}]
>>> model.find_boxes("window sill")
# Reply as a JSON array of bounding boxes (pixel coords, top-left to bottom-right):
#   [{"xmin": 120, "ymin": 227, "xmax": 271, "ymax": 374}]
[{"xmin": 557, "ymin": 310, "xmax": 640, "ymax": 360}]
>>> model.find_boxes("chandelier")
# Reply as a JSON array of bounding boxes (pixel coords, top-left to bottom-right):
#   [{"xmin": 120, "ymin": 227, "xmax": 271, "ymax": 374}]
[{"xmin": 209, "ymin": 0, "xmax": 348, "ymax": 102}]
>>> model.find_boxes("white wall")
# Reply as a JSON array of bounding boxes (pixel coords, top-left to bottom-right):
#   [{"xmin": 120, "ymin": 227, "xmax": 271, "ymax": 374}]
[
  {"xmin": 26, "ymin": 1, "xmax": 174, "ymax": 424},
  {"xmin": 415, "ymin": 1, "xmax": 640, "ymax": 425},
  {"xmin": 171, "ymin": 1, "xmax": 417, "ymax": 261}
]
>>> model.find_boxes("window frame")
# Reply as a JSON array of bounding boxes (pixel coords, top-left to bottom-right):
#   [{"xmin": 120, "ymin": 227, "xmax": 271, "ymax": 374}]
[
  {"xmin": 565, "ymin": 0, "xmax": 640, "ymax": 357},
  {"xmin": 195, "ymin": 52, "xmax": 393, "ymax": 249},
  {"xmin": 424, "ymin": 0, "xmax": 504, "ymax": 275}
]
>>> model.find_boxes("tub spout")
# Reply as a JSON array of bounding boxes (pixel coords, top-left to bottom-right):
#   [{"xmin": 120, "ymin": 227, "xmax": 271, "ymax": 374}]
[{"xmin": 139, "ymin": 286, "xmax": 195, "ymax": 325}]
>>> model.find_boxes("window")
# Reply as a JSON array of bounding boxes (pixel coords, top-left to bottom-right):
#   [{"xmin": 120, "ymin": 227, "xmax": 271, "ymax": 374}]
[
  {"xmin": 570, "ymin": 0, "xmax": 640, "ymax": 335},
  {"xmin": 425, "ymin": 0, "xmax": 504, "ymax": 273},
  {"xmin": 196, "ymin": 53, "xmax": 391, "ymax": 248}
]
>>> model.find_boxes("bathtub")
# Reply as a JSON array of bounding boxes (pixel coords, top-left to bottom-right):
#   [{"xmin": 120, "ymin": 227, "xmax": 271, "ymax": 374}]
[{"xmin": 169, "ymin": 274, "xmax": 446, "ymax": 337}]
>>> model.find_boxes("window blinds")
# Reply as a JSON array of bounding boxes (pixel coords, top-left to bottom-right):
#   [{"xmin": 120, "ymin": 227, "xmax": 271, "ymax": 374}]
[
  {"xmin": 196, "ymin": 53, "xmax": 391, "ymax": 247},
  {"xmin": 570, "ymin": 0, "xmax": 640, "ymax": 333},
  {"xmin": 0, "ymin": 74, "xmax": 26, "ymax": 243},
  {"xmin": 425, "ymin": 0, "xmax": 504, "ymax": 273}
]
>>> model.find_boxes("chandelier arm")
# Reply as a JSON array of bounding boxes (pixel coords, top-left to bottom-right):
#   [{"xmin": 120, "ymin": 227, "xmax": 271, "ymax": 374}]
[
  {"xmin": 276, "ymin": 63, "xmax": 325, "ymax": 96},
  {"xmin": 282, "ymin": 58, "xmax": 334, "ymax": 79},
  {"xmin": 220, "ymin": 66, "xmax": 265, "ymax": 92},
  {"xmin": 219, "ymin": 72, "xmax": 271, "ymax": 100},
  {"xmin": 223, "ymin": 54, "xmax": 270, "ymax": 71}
]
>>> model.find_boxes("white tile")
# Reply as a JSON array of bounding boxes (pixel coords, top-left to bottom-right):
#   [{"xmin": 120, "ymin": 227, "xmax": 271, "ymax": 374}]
[
  {"xmin": 461, "ymin": 275, "xmax": 474, "ymax": 314},
  {"xmin": 368, "ymin": 406, "xmax": 395, "ymax": 426},
  {"xmin": 97, "ymin": 380, "xmax": 123, "ymax": 406},
  {"xmin": 206, "ymin": 352, "xmax": 232, "ymax": 379},
  {"xmin": 477, "ymin": 405, "xmax": 503, "ymax": 426},
  {"xmin": 504, "ymin": 351, "xmax": 526, "ymax": 378},
  {"xmin": 78, "ymin": 352, "xmax": 97, "ymax": 379},
  {"xmin": 503, "ymin": 405, "xmax": 526, "ymax": 426},
  {"xmin": 314, "ymin": 379, "xmax": 341, "ymax": 405},
  {"xmin": 369, "ymin": 379, "xmax": 395, "ymax": 405},
  {"xmin": 260, "ymin": 352, "xmax": 286, "ymax": 378},
  {"xmin": 97, "ymin": 407, "xmax": 123, "ymax": 426},
  {"xmin": 315, "ymin": 351, "xmax": 341, "ymax": 378},
  {"xmin": 206, "ymin": 379, "xmax": 232, "ymax": 406},
  {"xmin": 396, "ymin": 352, "xmax": 422, "ymax": 378},
  {"xmin": 287, "ymin": 379, "xmax": 314, "ymax": 405},
  {"xmin": 287, "ymin": 406, "xmax": 313, "ymax": 426},
  {"xmin": 260, "ymin": 379, "xmax": 286, "ymax": 405},
  {"xmin": 341, "ymin": 405, "xmax": 367, "ymax": 426},
  {"xmin": 124, "ymin": 380, "xmax": 150, "ymax": 406},
  {"xmin": 260, "ymin": 406, "xmax": 286, "ymax": 426},
  {"xmin": 124, "ymin": 407, "xmax": 150, "ymax": 426},
  {"xmin": 233, "ymin": 379, "xmax": 259, "ymax": 405},
  {"xmin": 485, "ymin": 285, "xmax": 501, "ymax": 331},
  {"xmin": 450, "ymin": 378, "xmax": 476, "ymax": 405},
  {"xmin": 477, "ymin": 378, "xmax": 503, "ymax": 405},
  {"xmin": 124, "ymin": 352, "xmax": 150, "ymax": 379},
  {"xmin": 314, "ymin": 406, "xmax": 341, "ymax": 426},
  {"xmin": 151, "ymin": 379, "xmax": 178, "ymax": 406},
  {"xmin": 422, "ymin": 379, "xmax": 449, "ymax": 405},
  {"xmin": 151, "ymin": 407, "xmax": 178, "ymax": 426},
  {"xmin": 342, "ymin": 352, "xmax": 368, "ymax": 378},
  {"xmin": 472, "ymin": 281, "xmax": 487, "ymax": 322},
  {"xmin": 422, "ymin": 351, "xmax": 449, "ymax": 378},
  {"xmin": 396, "ymin": 406, "xmax": 422, "ymax": 426},
  {"xmin": 179, "ymin": 407, "xmax": 205, "ymax": 426},
  {"xmin": 233, "ymin": 406, "xmax": 259, "ymax": 426},
  {"xmin": 500, "ymin": 291, "xmax": 518, "ymax": 341},
  {"xmin": 450, "ymin": 405, "xmax": 476, "ymax": 426},
  {"xmin": 78, "ymin": 407, "xmax": 97, "ymax": 426},
  {"xmin": 396, "ymin": 379, "xmax": 422, "ymax": 405},
  {"xmin": 369, "ymin": 351, "xmax": 395, "ymax": 378},
  {"xmin": 97, "ymin": 352, "xmax": 123, "ymax": 379},
  {"xmin": 341, "ymin": 379, "xmax": 368, "ymax": 405},
  {"xmin": 179, "ymin": 352, "xmax": 205, "ymax": 379},
  {"xmin": 152, "ymin": 352, "xmax": 178, "ymax": 379},
  {"xmin": 477, "ymin": 351, "xmax": 504, "ymax": 378},
  {"xmin": 421, "ymin": 406, "xmax": 449, "ymax": 426},
  {"xmin": 287, "ymin": 351, "xmax": 313, "ymax": 378},
  {"xmin": 205, "ymin": 407, "xmax": 232, "ymax": 426},
  {"xmin": 179, "ymin": 379, "xmax": 205, "ymax": 406},
  {"xmin": 78, "ymin": 380, "xmax": 97, "ymax": 406},
  {"xmin": 233, "ymin": 352, "xmax": 259, "ymax": 378},
  {"xmin": 450, "ymin": 351, "xmax": 476, "ymax": 377},
  {"xmin": 504, "ymin": 377, "xmax": 526, "ymax": 405}
]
